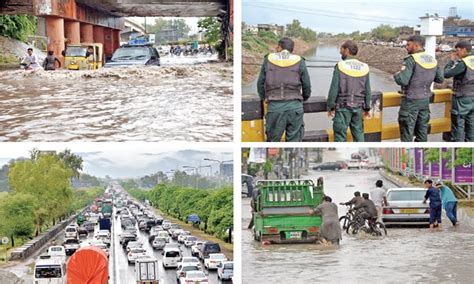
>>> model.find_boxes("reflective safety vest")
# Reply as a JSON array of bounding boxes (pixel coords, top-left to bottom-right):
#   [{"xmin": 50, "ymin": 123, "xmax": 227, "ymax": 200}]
[
  {"xmin": 336, "ymin": 59, "xmax": 370, "ymax": 108},
  {"xmin": 453, "ymin": 55, "xmax": 474, "ymax": 97},
  {"xmin": 264, "ymin": 50, "xmax": 303, "ymax": 101},
  {"xmin": 402, "ymin": 52, "xmax": 437, "ymax": 100}
]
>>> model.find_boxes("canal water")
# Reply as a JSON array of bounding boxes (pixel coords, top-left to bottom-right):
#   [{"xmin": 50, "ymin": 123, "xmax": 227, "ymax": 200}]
[{"xmin": 242, "ymin": 44, "xmax": 444, "ymax": 140}]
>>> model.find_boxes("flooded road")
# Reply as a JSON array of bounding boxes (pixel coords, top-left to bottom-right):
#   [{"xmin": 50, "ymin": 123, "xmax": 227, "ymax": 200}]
[
  {"xmin": 0, "ymin": 56, "xmax": 233, "ymax": 142},
  {"xmin": 242, "ymin": 151, "xmax": 474, "ymax": 283},
  {"xmin": 242, "ymin": 44, "xmax": 444, "ymax": 141}
]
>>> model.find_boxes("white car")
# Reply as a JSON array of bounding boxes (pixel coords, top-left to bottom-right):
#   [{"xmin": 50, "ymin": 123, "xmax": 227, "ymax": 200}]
[
  {"xmin": 180, "ymin": 271, "xmax": 209, "ymax": 284},
  {"xmin": 176, "ymin": 263, "xmax": 201, "ymax": 281},
  {"xmin": 382, "ymin": 187, "xmax": 430, "ymax": 226},
  {"xmin": 156, "ymin": 231, "xmax": 170, "ymax": 243},
  {"xmin": 204, "ymin": 253, "xmax": 227, "ymax": 270},
  {"xmin": 217, "ymin": 261, "xmax": 233, "ymax": 281},
  {"xmin": 178, "ymin": 256, "xmax": 202, "ymax": 270},
  {"xmin": 191, "ymin": 240, "xmax": 205, "ymax": 257},
  {"xmin": 162, "ymin": 221, "xmax": 171, "ymax": 230},
  {"xmin": 47, "ymin": 246, "xmax": 66, "ymax": 262},
  {"xmin": 162, "ymin": 248, "xmax": 181, "ymax": 268},
  {"xmin": 96, "ymin": 230, "xmax": 111, "ymax": 246},
  {"xmin": 126, "ymin": 241, "xmax": 144, "ymax": 252},
  {"xmin": 65, "ymin": 226, "xmax": 78, "ymax": 239},
  {"xmin": 184, "ymin": 236, "xmax": 198, "ymax": 247},
  {"xmin": 177, "ymin": 231, "xmax": 191, "ymax": 243},
  {"xmin": 127, "ymin": 247, "xmax": 147, "ymax": 264},
  {"xmin": 347, "ymin": 159, "xmax": 361, "ymax": 170},
  {"xmin": 90, "ymin": 240, "xmax": 109, "ymax": 257}
]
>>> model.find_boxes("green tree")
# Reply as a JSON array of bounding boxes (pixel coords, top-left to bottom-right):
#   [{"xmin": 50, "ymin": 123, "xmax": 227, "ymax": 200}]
[
  {"xmin": 371, "ymin": 24, "xmax": 400, "ymax": 41},
  {"xmin": 57, "ymin": 149, "xmax": 83, "ymax": 178},
  {"xmin": 0, "ymin": 193, "xmax": 35, "ymax": 247},
  {"xmin": 0, "ymin": 15, "xmax": 36, "ymax": 42},
  {"xmin": 198, "ymin": 17, "xmax": 222, "ymax": 46},
  {"xmin": 8, "ymin": 154, "xmax": 74, "ymax": 235}
]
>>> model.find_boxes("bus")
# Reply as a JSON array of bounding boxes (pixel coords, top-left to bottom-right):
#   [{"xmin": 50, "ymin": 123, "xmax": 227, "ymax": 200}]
[{"xmin": 252, "ymin": 178, "xmax": 324, "ymax": 244}]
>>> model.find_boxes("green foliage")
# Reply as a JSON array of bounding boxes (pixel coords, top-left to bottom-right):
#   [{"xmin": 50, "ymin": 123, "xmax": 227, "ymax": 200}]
[
  {"xmin": 127, "ymin": 185, "xmax": 233, "ymax": 241},
  {"xmin": 0, "ymin": 15, "xmax": 36, "ymax": 42},
  {"xmin": 0, "ymin": 193, "xmax": 35, "ymax": 246},
  {"xmin": 285, "ymin": 20, "xmax": 317, "ymax": 42},
  {"xmin": 8, "ymin": 154, "xmax": 74, "ymax": 235},
  {"xmin": 70, "ymin": 187, "xmax": 104, "ymax": 213},
  {"xmin": 147, "ymin": 18, "xmax": 191, "ymax": 42},
  {"xmin": 424, "ymin": 148, "xmax": 440, "ymax": 163},
  {"xmin": 453, "ymin": 148, "xmax": 472, "ymax": 167},
  {"xmin": 370, "ymin": 24, "xmax": 400, "ymax": 41},
  {"xmin": 198, "ymin": 17, "xmax": 222, "ymax": 47}
]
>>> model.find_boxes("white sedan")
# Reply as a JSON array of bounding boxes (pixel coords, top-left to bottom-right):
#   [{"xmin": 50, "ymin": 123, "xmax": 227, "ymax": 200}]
[
  {"xmin": 204, "ymin": 253, "xmax": 227, "ymax": 270},
  {"xmin": 127, "ymin": 247, "xmax": 147, "ymax": 264},
  {"xmin": 180, "ymin": 271, "xmax": 209, "ymax": 284},
  {"xmin": 178, "ymin": 256, "xmax": 202, "ymax": 270}
]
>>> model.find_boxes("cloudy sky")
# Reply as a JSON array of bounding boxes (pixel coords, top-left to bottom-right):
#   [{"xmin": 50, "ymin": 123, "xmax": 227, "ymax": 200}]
[
  {"xmin": 243, "ymin": 0, "xmax": 473, "ymax": 33},
  {"xmin": 0, "ymin": 143, "xmax": 232, "ymax": 179}
]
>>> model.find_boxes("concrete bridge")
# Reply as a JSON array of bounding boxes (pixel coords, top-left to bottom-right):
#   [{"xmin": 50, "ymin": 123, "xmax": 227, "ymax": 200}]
[{"xmin": 0, "ymin": 0, "xmax": 232, "ymax": 60}]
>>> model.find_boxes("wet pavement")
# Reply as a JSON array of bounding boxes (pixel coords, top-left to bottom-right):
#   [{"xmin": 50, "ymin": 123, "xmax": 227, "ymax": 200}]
[
  {"xmin": 0, "ymin": 55, "xmax": 233, "ymax": 142},
  {"xmin": 242, "ymin": 151, "xmax": 474, "ymax": 283},
  {"xmin": 242, "ymin": 44, "xmax": 444, "ymax": 141}
]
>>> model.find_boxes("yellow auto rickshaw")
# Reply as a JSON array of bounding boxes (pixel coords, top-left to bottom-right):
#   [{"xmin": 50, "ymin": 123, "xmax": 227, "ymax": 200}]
[{"xmin": 64, "ymin": 43, "xmax": 103, "ymax": 70}]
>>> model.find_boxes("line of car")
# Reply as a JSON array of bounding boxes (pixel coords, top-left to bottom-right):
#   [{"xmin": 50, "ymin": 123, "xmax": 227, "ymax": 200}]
[{"xmin": 118, "ymin": 197, "xmax": 234, "ymax": 283}]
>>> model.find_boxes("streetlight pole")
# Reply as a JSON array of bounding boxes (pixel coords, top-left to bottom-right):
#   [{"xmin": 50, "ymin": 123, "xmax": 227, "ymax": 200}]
[{"xmin": 204, "ymin": 158, "xmax": 233, "ymax": 188}]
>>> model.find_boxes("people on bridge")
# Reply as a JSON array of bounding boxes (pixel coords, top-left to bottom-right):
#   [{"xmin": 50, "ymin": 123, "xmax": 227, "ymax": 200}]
[
  {"xmin": 339, "ymin": 191, "xmax": 364, "ymax": 207},
  {"xmin": 435, "ymin": 181, "xmax": 458, "ymax": 226},
  {"xmin": 257, "ymin": 37, "xmax": 311, "ymax": 142},
  {"xmin": 327, "ymin": 40, "xmax": 372, "ymax": 142},
  {"xmin": 311, "ymin": 196, "xmax": 342, "ymax": 245},
  {"xmin": 394, "ymin": 35, "xmax": 444, "ymax": 142},
  {"xmin": 422, "ymin": 179, "xmax": 442, "ymax": 231},
  {"xmin": 352, "ymin": 193, "xmax": 378, "ymax": 222},
  {"xmin": 43, "ymin": 50, "xmax": 61, "ymax": 71},
  {"xmin": 443, "ymin": 40, "xmax": 474, "ymax": 142},
  {"xmin": 370, "ymin": 180, "xmax": 388, "ymax": 223},
  {"xmin": 21, "ymin": 48, "xmax": 40, "ymax": 70}
]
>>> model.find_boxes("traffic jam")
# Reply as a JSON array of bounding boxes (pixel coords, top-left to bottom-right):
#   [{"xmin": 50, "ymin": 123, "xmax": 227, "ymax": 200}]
[{"xmin": 34, "ymin": 185, "xmax": 233, "ymax": 283}]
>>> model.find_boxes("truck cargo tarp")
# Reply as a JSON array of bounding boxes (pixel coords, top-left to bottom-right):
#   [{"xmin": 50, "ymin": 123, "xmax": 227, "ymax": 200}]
[{"xmin": 67, "ymin": 246, "xmax": 109, "ymax": 284}]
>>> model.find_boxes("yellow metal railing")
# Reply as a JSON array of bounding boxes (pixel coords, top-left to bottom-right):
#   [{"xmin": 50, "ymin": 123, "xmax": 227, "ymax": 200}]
[{"xmin": 241, "ymin": 89, "xmax": 453, "ymax": 142}]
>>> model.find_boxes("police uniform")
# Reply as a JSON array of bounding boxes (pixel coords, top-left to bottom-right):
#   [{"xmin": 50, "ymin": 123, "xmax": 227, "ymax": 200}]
[
  {"xmin": 444, "ymin": 55, "xmax": 474, "ymax": 142},
  {"xmin": 257, "ymin": 50, "xmax": 311, "ymax": 142},
  {"xmin": 394, "ymin": 51, "xmax": 444, "ymax": 142},
  {"xmin": 327, "ymin": 56, "xmax": 372, "ymax": 142}
]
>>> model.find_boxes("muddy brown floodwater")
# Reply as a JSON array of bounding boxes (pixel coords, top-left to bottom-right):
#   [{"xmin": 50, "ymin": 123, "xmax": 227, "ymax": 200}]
[
  {"xmin": 0, "ymin": 59, "xmax": 233, "ymax": 142},
  {"xmin": 242, "ymin": 169, "xmax": 474, "ymax": 283}
]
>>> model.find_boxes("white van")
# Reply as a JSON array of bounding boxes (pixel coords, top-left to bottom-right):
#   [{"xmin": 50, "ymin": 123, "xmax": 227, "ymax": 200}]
[
  {"xmin": 47, "ymin": 246, "xmax": 66, "ymax": 261},
  {"xmin": 162, "ymin": 248, "xmax": 181, "ymax": 268},
  {"xmin": 34, "ymin": 255, "xmax": 66, "ymax": 284},
  {"xmin": 65, "ymin": 225, "xmax": 78, "ymax": 239}
]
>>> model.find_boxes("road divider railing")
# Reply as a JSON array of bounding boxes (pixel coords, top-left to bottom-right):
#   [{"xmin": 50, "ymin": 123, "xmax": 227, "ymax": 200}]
[
  {"xmin": 9, "ymin": 209, "xmax": 85, "ymax": 261},
  {"xmin": 242, "ymin": 89, "xmax": 453, "ymax": 142}
]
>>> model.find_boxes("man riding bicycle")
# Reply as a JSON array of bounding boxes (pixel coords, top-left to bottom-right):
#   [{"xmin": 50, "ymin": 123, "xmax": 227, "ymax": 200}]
[
  {"xmin": 351, "ymin": 193, "xmax": 378, "ymax": 222},
  {"xmin": 339, "ymin": 191, "xmax": 364, "ymax": 207}
]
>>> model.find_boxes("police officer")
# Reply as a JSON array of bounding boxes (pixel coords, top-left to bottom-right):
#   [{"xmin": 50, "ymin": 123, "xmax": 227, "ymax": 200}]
[
  {"xmin": 394, "ymin": 35, "xmax": 444, "ymax": 142},
  {"xmin": 444, "ymin": 40, "xmax": 473, "ymax": 142},
  {"xmin": 327, "ymin": 40, "xmax": 371, "ymax": 142},
  {"xmin": 257, "ymin": 37, "xmax": 311, "ymax": 142}
]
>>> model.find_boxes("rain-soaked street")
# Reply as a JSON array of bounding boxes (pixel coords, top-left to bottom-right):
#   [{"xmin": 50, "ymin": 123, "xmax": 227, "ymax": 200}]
[
  {"xmin": 0, "ymin": 56, "xmax": 233, "ymax": 142},
  {"xmin": 242, "ymin": 151, "xmax": 474, "ymax": 283}
]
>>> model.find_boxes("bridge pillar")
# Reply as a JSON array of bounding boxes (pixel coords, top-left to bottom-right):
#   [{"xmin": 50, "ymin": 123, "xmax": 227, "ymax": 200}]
[
  {"xmin": 80, "ymin": 23, "xmax": 94, "ymax": 43},
  {"xmin": 104, "ymin": 28, "xmax": 114, "ymax": 60},
  {"xmin": 45, "ymin": 16, "xmax": 65, "ymax": 61},
  {"xmin": 93, "ymin": 26, "xmax": 105, "ymax": 62},
  {"xmin": 64, "ymin": 20, "xmax": 80, "ymax": 44},
  {"xmin": 112, "ymin": 29, "xmax": 120, "ymax": 51}
]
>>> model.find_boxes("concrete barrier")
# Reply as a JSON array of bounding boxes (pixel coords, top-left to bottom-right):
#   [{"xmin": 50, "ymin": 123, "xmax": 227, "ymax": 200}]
[{"xmin": 9, "ymin": 211, "xmax": 83, "ymax": 261}]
